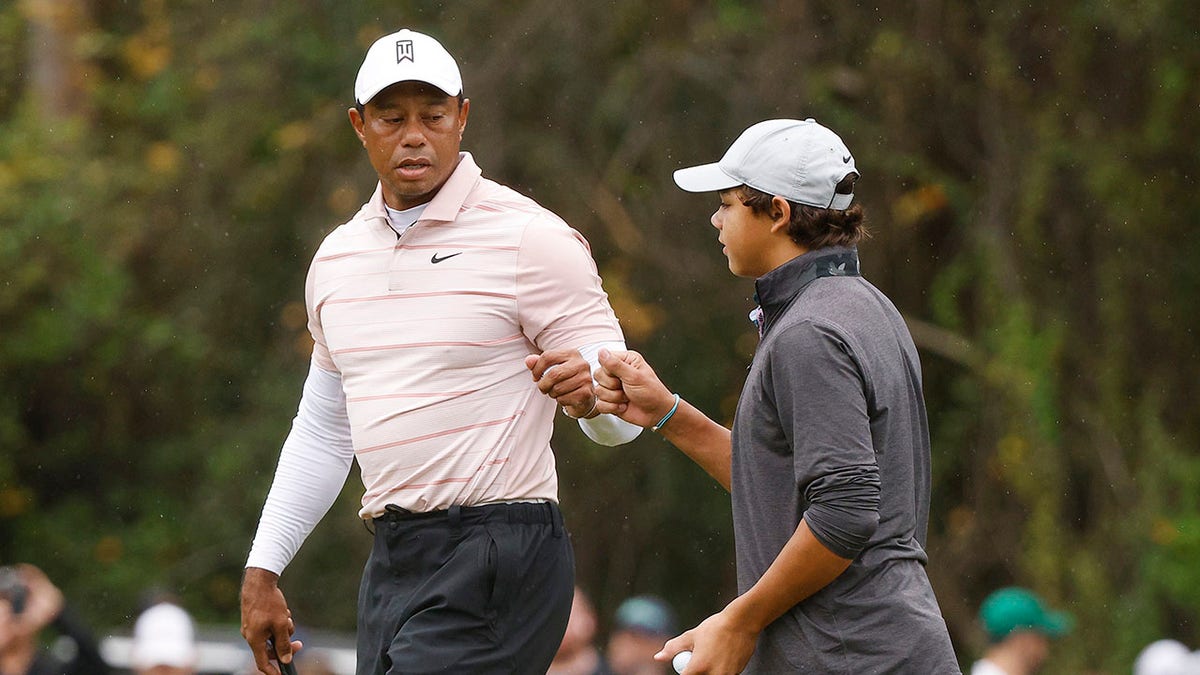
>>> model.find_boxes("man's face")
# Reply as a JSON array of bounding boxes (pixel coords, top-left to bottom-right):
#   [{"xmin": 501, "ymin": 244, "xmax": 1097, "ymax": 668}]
[
  {"xmin": 710, "ymin": 189, "xmax": 777, "ymax": 278},
  {"xmin": 348, "ymin": 81, "xmax": 469, "ymax": 210}
]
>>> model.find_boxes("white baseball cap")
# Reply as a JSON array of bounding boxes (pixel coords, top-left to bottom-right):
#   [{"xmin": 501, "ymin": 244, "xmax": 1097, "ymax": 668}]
[
  {"xmin": 355, "ymin": 29, "xmax": 463, "ymax": 105},
  {"xmin": 673, "ymin": 118, "xmax": 859, "ymax": 210},
  {"xmin": 131, "ymin": 602, "xmax": 198, "ymax": 669},
  {"xmin": 1134, "ymin": 640, "xmax": 1195, "ymax": 675}
]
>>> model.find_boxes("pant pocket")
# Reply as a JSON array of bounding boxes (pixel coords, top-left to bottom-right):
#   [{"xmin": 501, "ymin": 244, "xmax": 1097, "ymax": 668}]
[{"xmin": 483, "ymin": 523, "xmax": 521, "ymax": 613}]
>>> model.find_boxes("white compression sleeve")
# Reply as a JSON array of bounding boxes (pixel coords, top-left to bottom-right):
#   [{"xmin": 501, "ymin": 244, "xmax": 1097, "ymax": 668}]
[
  {"xmin": 245, "ymin": 362, "xmax": 355, "ymax": 575},
  {"xmin": 577, "ymin": 341, "xmax": 644, "ymax": 446}
]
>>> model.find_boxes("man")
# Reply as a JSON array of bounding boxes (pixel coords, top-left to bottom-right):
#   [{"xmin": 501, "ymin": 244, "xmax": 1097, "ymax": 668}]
[
  {"xmin": 605, "ymin": 596, "xmax": 676, "ymax": 675},
  {"xmin": 0, "ymin": 564, "xmax": 110, "ymax": 675},
  {"xmin": 239, "ymin": 28, "xmax": 640, "ymax": 675},
  {"xmin": 971, "ymin": 587, "xmax": 1071, "ymax": 675},
  {"xmin": 589, "ymin": 119, "xmax": 959, "ymax": 672}
]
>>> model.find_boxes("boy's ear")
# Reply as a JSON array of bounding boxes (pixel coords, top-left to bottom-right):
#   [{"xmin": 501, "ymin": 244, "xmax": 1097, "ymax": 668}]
[{"xmin": 769, "ymin": 196, "xmax": 791, "ymax": 233}]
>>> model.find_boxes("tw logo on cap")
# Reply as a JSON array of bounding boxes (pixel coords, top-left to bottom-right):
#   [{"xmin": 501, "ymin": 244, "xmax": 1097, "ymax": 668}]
[{"xmin": 396, "ymin": 40, "xmax": 414, "ymax": 63}]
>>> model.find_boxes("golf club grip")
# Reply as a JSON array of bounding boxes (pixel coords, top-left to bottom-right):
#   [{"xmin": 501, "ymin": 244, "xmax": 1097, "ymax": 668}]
[{"xmin": 267, "ymin": 638, "xmax": 299, "ymax": 675}]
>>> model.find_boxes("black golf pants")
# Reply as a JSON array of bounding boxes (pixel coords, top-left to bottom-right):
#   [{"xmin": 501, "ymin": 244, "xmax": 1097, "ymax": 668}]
[{"xmin": 356, "ymin": 502, "xmax": 574, "ymax": 674}]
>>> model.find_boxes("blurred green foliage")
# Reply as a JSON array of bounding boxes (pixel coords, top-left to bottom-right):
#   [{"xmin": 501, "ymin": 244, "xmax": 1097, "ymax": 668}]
[{"xmin": 1, "ymin": 1, "xmax": 1197, "ymax": 671}]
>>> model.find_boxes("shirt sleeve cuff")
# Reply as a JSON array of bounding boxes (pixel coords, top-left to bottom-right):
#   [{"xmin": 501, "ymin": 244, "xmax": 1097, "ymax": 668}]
[{"xmin": 576, "ymin": 340, "xmax": 643, "ymax": 445}]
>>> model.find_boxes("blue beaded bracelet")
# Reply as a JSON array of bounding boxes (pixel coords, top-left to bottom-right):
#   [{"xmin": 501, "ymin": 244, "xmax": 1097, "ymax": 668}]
[{"xmin": 651, "ymin": 393, "xmax": 681, "ymax": 432}]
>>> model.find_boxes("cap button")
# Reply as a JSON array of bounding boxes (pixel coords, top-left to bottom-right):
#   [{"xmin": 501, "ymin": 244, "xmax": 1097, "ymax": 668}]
[{"xmin": 804, "ymin": 117, "xmax": 816, "ymax": 123}]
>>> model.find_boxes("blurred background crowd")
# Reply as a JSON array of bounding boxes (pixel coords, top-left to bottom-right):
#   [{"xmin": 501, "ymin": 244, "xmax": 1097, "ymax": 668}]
[
  {"xmin": 1, "ymin": 1, "xmax": 1198, "ymax": 673},
  {"xmin": 3, "ymin": 566, "xmax": 1199, "ymax": 673}
]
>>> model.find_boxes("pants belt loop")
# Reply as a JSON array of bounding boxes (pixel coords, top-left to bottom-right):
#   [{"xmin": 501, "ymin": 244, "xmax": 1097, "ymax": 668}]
[
  {"xmin": 448, "ymin": 504, "xmax": 462, "ymax": 529},
  {"xmin": 549, "ymin": 503, "xmax": 563, "ymax": 537}
]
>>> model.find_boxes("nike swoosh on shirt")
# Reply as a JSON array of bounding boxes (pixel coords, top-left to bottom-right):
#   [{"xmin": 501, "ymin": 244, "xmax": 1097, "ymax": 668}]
[{"xmin": 430, "ymin": 252, "xmax": 463, "ymax": 264}]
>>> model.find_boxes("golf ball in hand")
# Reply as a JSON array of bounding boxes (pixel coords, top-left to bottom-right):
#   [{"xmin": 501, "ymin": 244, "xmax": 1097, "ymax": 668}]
[{"xmin": 672, "ymin": 650, "xmax": 693, "ymax": 673}]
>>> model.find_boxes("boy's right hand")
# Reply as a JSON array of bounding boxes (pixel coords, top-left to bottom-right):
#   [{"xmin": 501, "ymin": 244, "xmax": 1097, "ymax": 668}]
[{"xmin": 595, "ymin": 349, "xmax": 676, "ymax": 427}]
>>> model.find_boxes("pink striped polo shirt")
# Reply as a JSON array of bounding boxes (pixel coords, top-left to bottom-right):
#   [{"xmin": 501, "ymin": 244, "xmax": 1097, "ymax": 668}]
[{"xmin": 306, "ymin": 153, "xmax": 623, "ymax": 518}]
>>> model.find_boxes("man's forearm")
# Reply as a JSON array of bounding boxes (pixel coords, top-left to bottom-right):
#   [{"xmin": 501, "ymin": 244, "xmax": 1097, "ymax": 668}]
[
  {"xmin": 242, "ymin": 566, "xmax": 281, "ymax": 600},
  {"xmin": 246, "ymin": 363, "xmax": 354, "ymax": 573},
  {"xmin": 723, "ymin": 519, "xmax": 852, "ymax": 632}
]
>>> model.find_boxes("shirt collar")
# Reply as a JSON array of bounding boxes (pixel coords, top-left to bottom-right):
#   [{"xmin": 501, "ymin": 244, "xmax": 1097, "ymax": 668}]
[
  {"xmin": 361, "ymin": 152, "xmax": 483, "ymax": 228},
  {"xmin": 752, "ymin": 246, "xmax": 860, "ymax": 336}
]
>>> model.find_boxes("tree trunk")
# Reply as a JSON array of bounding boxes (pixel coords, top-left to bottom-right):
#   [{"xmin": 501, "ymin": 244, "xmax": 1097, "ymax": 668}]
[{"xmin": 24, "ymin": 0, "xmax": 93, "ymax": 120}]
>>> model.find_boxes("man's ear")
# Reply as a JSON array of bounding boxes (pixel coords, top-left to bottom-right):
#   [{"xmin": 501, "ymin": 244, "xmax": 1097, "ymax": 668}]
[
  {"xmin": 458, "ymin": 98, "xmax": 470, "ymax": 138},
  {"xmin": 769, "ymin": 196, "xmax": 792, "ymax": 233},
  {"xmin": 348, "ymin": 106, "xmax": 367, "ymax": 146}
]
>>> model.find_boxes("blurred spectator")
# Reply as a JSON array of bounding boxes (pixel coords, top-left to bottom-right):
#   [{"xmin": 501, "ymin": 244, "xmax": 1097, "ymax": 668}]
[
  {"xmin": 1133, "ymin": 639, "xmax": 1200, "ymax": 675},
  {"xmin": 293, "ymin": 651, "xmax": 337, "ymax": 675},
  {"xmin": 605, "ymin": 595, "xmax": 677, "ymax": 675},
  {"xmin": 0, "ymin": 563, "xmax": 110, "ymax": 675},
  {"xmin": 130, "ymin": 601, "xmax": 197, "ymax": 675},
  {"xmin": 549, "ymin": 587, "xmax": 612, "ymax": 675},
  {"xmin": 970, "ymin": 587, "xmax": 1072, "ymax": 675}
]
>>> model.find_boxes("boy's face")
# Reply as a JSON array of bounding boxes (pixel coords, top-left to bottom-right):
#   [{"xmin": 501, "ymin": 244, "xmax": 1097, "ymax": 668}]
[{"xmin": 711, "ymin": 189, "xmax": 778, "ymax": 278}]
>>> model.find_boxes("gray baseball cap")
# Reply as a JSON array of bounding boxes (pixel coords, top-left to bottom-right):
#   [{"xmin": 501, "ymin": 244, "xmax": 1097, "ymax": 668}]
[{"xmin": 673, "ymin": 118, "xmax": 859, "ymax": 210}]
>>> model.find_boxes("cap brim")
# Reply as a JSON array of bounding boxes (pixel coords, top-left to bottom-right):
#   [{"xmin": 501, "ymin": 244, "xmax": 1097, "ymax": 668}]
[
  {"xmin": 1040, "ymin": 610, "xmax": 1073, "ymax": 637},
  {"xmin": 673, "ymin": 163, "xmax": 741, "ymax": 193},
  {"xmin": 357, "ymin": 76, "xmax": 461, "ymax": 105}
]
